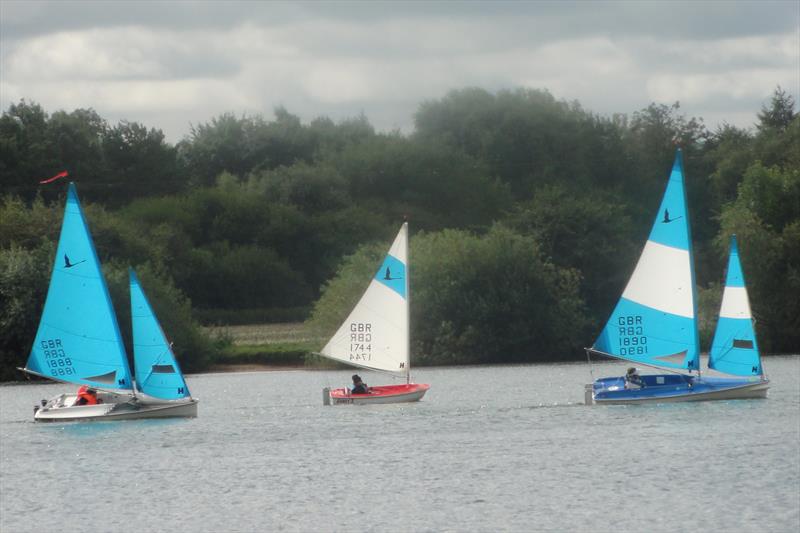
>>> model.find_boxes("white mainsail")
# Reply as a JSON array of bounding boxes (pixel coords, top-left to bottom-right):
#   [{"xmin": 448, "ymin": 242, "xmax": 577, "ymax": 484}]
[{"xmin": 320, "ymin": 223, "xmax": 410, "ymax": 375}]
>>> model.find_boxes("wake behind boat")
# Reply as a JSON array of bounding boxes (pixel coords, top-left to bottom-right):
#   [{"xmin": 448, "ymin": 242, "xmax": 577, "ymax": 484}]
[
  {"xmin": 585, "ymin": 150, "xmax": 769, "ymax": 405},
  {"xmin": 318, "ymin": 222, "xmax": 430, "ymax": 405},
  {"xmin": 20, "ymin": 183, "xmax": 197, "ymax": 421}
]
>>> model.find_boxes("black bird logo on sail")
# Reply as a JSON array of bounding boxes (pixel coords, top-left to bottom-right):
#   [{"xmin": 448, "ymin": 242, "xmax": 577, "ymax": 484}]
[
  {"xmin": 383, "ymin": 267, "xmax": 403, "ymax": 281},
  {"xmin": 662, "ymin": 209, "xmax": 683, "ymax": 224},
  {"xmin": 63, "ymin": 254, "xmax": 86, "ymax": 269}
]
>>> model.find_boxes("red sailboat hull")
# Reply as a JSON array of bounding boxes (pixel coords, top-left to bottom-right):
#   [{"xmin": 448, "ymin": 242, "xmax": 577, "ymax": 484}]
[{"xmin": 328, "ymin": 383, "xmax": 430, "ymax": 405}]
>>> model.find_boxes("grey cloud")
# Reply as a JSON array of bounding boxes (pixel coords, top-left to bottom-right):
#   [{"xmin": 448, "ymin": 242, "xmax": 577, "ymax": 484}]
[
  {"xmin": 3, "ymin": 1, "xmax": 796, "ymax": 42},
  {"xmin": 1, "ymin": 0, "xmax": 797, "ymax": 141}
]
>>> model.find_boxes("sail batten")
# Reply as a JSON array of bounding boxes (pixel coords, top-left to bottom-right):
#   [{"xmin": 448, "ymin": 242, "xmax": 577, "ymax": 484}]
[
  {"xmin": 320, "ymin": 223, "xmax": 410, "ymax": 374},
  {"xmin": 592, "ymin": 150, "xmax": 700, "ymax": 371},
  {"xmin": 709, "ymin": 235, "xmax": 762, "ymax": 376},
  {"xmin": 24, "ymin": 183, "xmax": 133, "ymax": 390},
  {"xmin": 130, "ymin": 269, "xmax": 192, "ymax": 400}
]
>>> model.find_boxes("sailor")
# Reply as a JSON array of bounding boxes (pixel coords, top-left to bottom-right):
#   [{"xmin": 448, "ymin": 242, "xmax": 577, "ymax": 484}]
[
  {"xmin": 625, "ymin": 367, "xmax": 644, "ymax": 389},
  {"xmin": 351, "ymin": 374, "xmax": 369, "ymax": 394},
  {"xmin": 75, "ymin": 385, "xmax": 99, "ymax": 405}
]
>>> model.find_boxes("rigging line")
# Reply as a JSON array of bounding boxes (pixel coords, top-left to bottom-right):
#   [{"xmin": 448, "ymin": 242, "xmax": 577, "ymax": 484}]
[
  {"xmin": 715, "ymin": 336, "xmax": 737, "ymax": 361},
  {"xmin": 139, "ymin": 345, "xmax": 172, "ymax": 390}
]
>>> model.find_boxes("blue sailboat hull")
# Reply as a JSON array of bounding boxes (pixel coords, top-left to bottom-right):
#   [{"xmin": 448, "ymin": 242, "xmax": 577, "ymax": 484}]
[{"xmin": 592, "ymin": 374, "xmax": 769, "ymax": 404}]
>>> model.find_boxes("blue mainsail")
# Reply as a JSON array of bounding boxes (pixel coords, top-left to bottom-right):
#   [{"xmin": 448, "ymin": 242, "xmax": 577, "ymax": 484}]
[
  {"xmin": 130, "ymin": 269, "xmax": 191, "ymax": 400},
  {"xmin": 593, "ymin": 149, "xmax": 700, "ymax": 371},
  {"xmin": 709, "ymin": 236, "xmax": 762, "ymax": 376},
  {"xmin": 25, "ymin": 183, "xmax": 133, "ymax": 390}
]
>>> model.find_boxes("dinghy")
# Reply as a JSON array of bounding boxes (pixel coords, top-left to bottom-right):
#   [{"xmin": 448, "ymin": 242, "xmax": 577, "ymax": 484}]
[
  {"xmin": 20, "ymin": 183, "xmax": 198, "ymax": 421},
  {"xmin": 585, "ymin": 150, "xmax": 769, "ymax": 405},
  {"xmin": 319, "ymin": 222, "xmax": 430, "ymax": 405}
]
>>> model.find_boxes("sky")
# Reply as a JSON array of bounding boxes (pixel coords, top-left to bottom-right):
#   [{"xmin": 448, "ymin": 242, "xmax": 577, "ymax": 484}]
[{"xmin": 1, "ymin": 0, "xmax": 798, "ymax": 143}]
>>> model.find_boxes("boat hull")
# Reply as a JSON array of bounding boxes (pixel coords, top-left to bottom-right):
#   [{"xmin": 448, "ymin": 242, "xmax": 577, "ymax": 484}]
[
  {"xmin": 591, "ymin": 374, "xmax": 769, "ymax": 405},
  {"xmin": 328, "ymin": 383, "xmax": 430, "ymax": 405},
  {"xmin": 33, "ymin": 393, "xmax": 198, "ymax": 422}
]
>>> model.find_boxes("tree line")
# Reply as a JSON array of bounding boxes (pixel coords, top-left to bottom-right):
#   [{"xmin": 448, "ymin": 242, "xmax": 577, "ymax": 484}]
[{"xmin": 1, "ymin": 87, "xmax": 797, "ymax": 379}]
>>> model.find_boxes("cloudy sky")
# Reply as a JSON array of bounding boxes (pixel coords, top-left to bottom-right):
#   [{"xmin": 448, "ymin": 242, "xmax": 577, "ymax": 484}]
[{"xmin": 1, "ymin": 0, "xmax": 798, "ymax": 142}]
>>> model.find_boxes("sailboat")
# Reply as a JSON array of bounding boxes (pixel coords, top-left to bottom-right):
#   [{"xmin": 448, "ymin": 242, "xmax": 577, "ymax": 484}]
[
  {"xmin": 319, "ymin": 222, "xmax": 430, "ymax": 405},
  {"xmin": 20, "ymin": 183, "xmax": 198, "ymax": 421},
  {"xmin": 585, "ymin": 149, "xmax": 769, "ymax": 404},
  {"xmin": 708, "ymin": 235, "xmax": 769, "ymax": 384}
]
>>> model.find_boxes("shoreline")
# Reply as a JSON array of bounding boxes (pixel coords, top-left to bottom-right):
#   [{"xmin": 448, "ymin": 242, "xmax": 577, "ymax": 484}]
[
  {"xmin": 4, "ymin": 353, "xmax": 797, "ymax": 384},
  {"xmin": 204, "ymin": 363, "xmax": 309, "ymax": 374}
]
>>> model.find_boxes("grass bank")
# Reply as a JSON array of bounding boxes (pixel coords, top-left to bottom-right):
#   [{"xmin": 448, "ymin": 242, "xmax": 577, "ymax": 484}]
[{"xmin": 206, "ymin": 322, "xmax": 340, "ymax": 370}]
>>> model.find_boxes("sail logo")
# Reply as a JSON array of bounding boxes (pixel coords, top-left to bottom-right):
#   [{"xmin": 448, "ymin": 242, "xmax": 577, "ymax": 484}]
[
  {"xmin": 63, "ymin": 254, "xmax": 86, "ymax": 269},
  {"xmin": 375, "ymin": 254, "xmax": 406, "ymax": 298},
  {"xmin": 617, "ymin": 315, "xmax": 648, "ymax": 356},
  {"xmin": 350, "ymin": 322, "xmax": 372, "ymax": 361},
  {"xmin": 383, "ymin": 267, "xmax": 402, "ymax": 281},
  {"xmin": 661, "ymin": 209, "xmax": 683, "ymax": 224}
]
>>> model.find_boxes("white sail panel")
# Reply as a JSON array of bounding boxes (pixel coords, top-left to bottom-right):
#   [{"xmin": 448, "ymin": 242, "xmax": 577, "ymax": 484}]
[
  {"xmin": 719, "ymin": 287, "xmax": 751, "ymax": 319},
  {"xmin": 621, "ymin": 240, "xmax": 694, "ymax": 318},
  {"xmin": 320, "ymin": 223, "xmax": 409, "ymax": 374},
  {"xmin": 320, "ymin": 282, "xmax": 408, "ymax": 372}
]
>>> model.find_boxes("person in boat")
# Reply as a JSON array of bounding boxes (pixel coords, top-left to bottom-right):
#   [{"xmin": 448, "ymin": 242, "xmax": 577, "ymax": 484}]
[
  {"xmin": 75, "ymin": 385, "xmax": 100, "ymax": 405},
  {"xmin": 351, "ymin": 374, "xmax": 370, "ymax": 394},
  {"xmin": 625, "ymin": 367, "xmax": 645, "ymax": 389}
]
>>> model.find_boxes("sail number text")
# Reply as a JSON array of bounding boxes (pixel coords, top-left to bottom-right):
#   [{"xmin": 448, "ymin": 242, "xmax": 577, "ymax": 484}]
[
  {"xmin": 41, "ymin": 338, "xmax": 75, "ymax": 376},
  {"xmin": 617, "ymin": 316, "xmax": 648, "ymax": 356},
  {"xmin": 349, "ymin": 323, "xmax": 372, "ymax": 361}
]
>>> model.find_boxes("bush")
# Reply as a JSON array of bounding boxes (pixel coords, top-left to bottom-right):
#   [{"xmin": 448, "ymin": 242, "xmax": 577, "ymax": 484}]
[{"xmin": 0, "ymin": 243, "xmax": 54, "ymax": 381}]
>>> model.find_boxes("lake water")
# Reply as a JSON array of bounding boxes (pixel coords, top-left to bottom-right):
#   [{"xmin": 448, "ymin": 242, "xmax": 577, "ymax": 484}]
[{"xmin": 1, "ymin": 356, "xmax": 798, "ymax": 533}]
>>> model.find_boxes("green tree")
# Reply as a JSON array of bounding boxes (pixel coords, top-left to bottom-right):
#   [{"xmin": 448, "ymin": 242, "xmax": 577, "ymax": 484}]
[
  {"xmin": 505, "ymin": 185, "xmax": 638, "ymax": 328},
  {"xmin": 102, "ymin": 121, "xmax": 183, "ymax": 201},
  {"xmin": 0, "ymin": 100, "xmax": 59, "ymax": 199},
  {"xmin": 717, "ymin": 162, "xmax": 800, "ymax": 352},
  {"xmin": 757, "ymin": 86, "xmax": 797, "ymax": 133},
  {"xmin": 412, "ymin": 226, "xmax": 588, "ymax": 363},
  {"xmin": 329, "ymin": 134, "xmax": 512, "ymax": 230},
  {"xmin": 414, "ymin": 87, "xmax": 628, "ymax": 197},
  {"xmin": 0, "ymin": 243, "xmax": 53, "ymax": 381}
]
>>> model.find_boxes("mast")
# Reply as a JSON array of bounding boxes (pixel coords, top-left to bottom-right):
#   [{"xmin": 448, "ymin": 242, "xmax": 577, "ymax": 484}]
[
  {"xmin": 680, "ymin": 149, "xmax": 701, "ymax": 377},
  {"xmin": 404, "ymin": 220, "xmax": 411, "ymax": 384}
]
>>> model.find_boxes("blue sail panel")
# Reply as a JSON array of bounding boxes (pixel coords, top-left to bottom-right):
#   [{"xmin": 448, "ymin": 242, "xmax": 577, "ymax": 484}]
[
  {"xmin": 709, "ymin": 236, "xmax": 762, "ymax": 376},
  {"xmin": 594, "ymin": 297, "xmax": 699, "ymax": 370},
  {"xmin": 374, "ymin": 254, "xmax": 406, "ymax": 299},
  {"xmin": 25, "ymin": 183, "xmax": 133, "ymax": 390},
  {"xmin": 130, "ymin": 269, "xmax": 191, "ymax": 400},
  {"xmin": 648, "ymin": 150, "xmax": 691, "ymax": 251}
]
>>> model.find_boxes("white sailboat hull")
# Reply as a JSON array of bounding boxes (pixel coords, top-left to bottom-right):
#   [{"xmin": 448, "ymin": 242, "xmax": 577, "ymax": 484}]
[{"xmin": 33, "ymin": 393, "xmax": 198, "ymax": 422}]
